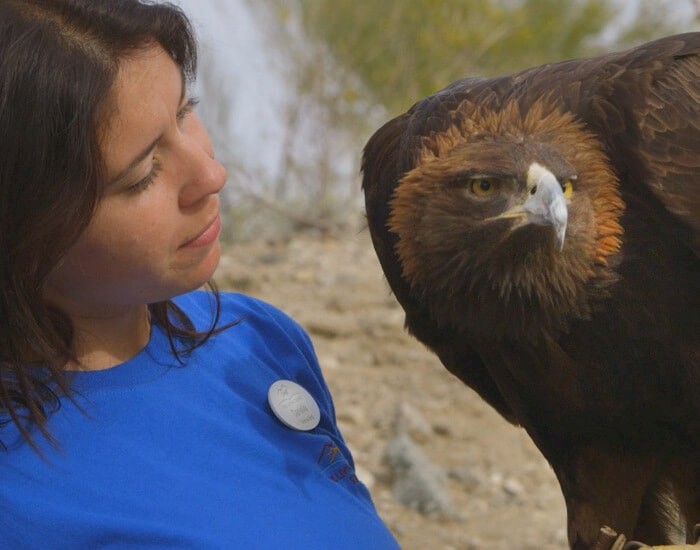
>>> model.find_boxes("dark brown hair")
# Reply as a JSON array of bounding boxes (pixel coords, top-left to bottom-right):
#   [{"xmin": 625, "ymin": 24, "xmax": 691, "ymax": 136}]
[{"xmin": 0, "ymin": 0, "xmax": 220, "ymax": 450}]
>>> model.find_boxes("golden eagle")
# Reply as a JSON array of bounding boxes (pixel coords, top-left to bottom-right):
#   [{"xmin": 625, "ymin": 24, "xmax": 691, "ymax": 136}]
[{"xmin": 362, "ymin": 33, "xmax": 700, "ymax": 548}]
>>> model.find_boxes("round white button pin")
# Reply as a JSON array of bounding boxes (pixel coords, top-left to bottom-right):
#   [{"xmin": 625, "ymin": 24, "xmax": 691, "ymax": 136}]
[{"xmin": 267, "ymin": 380, "xmax": 321, "ymax": 431}]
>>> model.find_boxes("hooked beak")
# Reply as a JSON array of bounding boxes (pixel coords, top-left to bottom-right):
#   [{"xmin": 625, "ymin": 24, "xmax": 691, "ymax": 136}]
[{"xmin": 495, "ymin": 163, "xmax": 568, "ymax": 250}]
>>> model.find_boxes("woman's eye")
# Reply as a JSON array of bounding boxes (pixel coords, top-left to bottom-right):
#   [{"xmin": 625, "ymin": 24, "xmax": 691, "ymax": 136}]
[
  {"xmin": 127, "ymin": 158, "xmax": 162, "ymax": 194},
  {"xmin": 470, "ymin": 177, "xmax": 499, "ymax": 196}
]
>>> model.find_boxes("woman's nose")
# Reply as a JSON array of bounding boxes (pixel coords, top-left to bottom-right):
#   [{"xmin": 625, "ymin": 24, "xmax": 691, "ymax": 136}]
[{"xmin": 178, "ymin": 114, "xmax": 227, "ymax": 208}]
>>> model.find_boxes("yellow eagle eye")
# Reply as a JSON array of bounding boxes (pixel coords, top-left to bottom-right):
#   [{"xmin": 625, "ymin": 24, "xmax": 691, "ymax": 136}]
[
  {"xmin": 562, "ymin": 179, "xmax": 574, "ymax": 199},
  {"xmin": 470, "ymin": 177, "xmax": 499, "ymax": 196}
]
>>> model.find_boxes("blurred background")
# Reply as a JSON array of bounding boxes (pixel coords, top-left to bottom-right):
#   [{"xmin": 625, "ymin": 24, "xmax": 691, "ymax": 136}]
[{"xmin": 174, "ymin": 0, "xmax": 698, "ymax": 242}]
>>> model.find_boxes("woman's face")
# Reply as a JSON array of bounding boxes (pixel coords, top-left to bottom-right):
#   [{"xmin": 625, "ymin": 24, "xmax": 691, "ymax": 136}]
[{"xmin": 44, "ymin": 45, "xmax": 227, "ymax": 318}]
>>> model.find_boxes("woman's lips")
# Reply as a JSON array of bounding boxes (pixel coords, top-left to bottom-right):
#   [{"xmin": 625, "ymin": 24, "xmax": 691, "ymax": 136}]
[{"xmin": 180, "ymin": 214, "xmax": 221, "ymax": 249}]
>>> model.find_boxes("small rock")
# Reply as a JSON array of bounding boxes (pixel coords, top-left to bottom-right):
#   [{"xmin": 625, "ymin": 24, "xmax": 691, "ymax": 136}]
[
  {"xmin": 502, "ymin": 476, "xmax": 524, "ymax": 498},
  {"xmin": 489, "ymin": 471, "xmax": 504, "ymax": 487},
  {"xmin": 432, "ymin": 422, "xmax": 452, "ymax": 436},
  {"xmin": 305, "ymin": 319, "xmax": 341, "ymax": 339},
  {"xmin": 385, "ymin": 433, "xmax": 455, "ymax": 517}
]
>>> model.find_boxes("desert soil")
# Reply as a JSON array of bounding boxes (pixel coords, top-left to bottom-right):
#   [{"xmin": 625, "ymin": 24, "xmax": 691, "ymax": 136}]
[{"xmin": 215, "ymin": 226, "xmax": 568, "ymax": 550}]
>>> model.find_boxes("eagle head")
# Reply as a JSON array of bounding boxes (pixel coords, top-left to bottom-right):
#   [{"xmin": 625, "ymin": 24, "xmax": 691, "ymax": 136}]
[{"xmin": 389, "ymin": 99, "xmax": 624, "ymax": 341}]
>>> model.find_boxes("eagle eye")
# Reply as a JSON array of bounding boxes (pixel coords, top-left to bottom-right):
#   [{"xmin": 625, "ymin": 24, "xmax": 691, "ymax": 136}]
[
  {"xmin": 470, "ymin": 177, "xmax": 499, "ymax": 197},
  {"xmin": 561, "ymin": 179, "xmax": 574, "ymax": 199}
]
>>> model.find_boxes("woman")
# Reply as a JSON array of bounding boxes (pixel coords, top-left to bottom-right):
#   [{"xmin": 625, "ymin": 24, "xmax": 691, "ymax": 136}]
[{"xmin": 0, "ymin": 1, "xmax": 399, "ymax": 547}]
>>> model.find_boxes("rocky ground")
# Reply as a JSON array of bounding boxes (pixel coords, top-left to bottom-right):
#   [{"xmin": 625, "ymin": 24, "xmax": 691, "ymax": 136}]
[{"xmin": 215, "ymin": 227, "xmax": 568, "ymax": 550}]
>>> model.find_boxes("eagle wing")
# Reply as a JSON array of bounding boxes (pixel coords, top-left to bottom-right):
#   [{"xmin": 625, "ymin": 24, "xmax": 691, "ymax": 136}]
[{"xmin": 624, "ymin": 34, "xmax": 700, "ymax": 255}]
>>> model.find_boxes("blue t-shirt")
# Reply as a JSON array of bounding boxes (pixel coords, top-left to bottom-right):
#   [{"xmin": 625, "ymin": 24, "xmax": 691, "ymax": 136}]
[{"xmin": 0, "ymin": 291, "xmax": 399, "ymax": 549}]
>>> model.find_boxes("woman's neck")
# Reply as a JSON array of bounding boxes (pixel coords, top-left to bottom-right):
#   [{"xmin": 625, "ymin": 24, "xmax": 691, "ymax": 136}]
[{"xmin": 67, "ymin": 305, "xmax": 152, "ymax": 371}]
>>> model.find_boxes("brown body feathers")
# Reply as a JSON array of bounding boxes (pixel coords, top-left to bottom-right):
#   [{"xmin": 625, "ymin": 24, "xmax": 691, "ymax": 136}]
[{"xmin": 362, "ymin": 33, "xmax": 700, "ymax": 548}]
